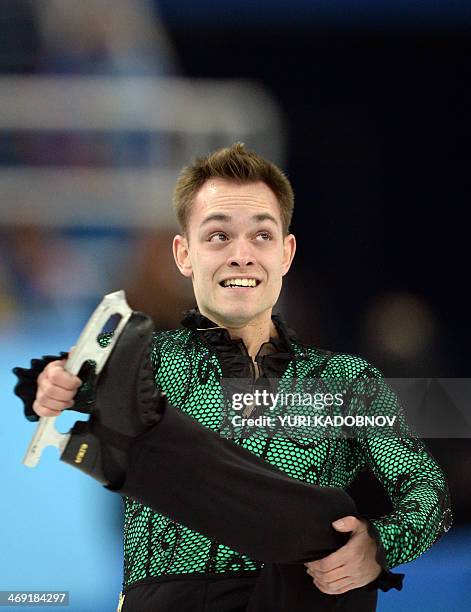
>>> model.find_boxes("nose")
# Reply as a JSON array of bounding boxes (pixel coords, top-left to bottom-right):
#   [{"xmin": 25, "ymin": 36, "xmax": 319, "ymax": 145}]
[{"xmin": 226, "ymin": 238, "xmax": 256, "ymax": 268}]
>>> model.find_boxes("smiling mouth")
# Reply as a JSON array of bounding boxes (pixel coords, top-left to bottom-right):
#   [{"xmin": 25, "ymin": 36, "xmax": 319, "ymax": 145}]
[{"xmin": 219, "ymin": 279, "xmax": 261, "ymax": 288}]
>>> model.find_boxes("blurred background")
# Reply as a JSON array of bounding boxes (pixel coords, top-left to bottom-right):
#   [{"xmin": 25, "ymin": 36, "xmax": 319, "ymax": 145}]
[{"xmin": 1, "ymin": 1, "xmax": 470, "ymax": 610}]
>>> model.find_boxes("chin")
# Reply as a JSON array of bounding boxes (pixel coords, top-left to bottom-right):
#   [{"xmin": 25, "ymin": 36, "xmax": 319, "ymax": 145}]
[{"xmin": 218, "ymin": 304, "xmax": 268, "ymax": 327}]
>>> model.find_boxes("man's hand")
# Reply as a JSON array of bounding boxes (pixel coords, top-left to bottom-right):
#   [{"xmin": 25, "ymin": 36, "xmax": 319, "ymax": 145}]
[
  {"xmin": 33, "ymin": 358, "xmax": 82, "ymax": 417},
  {"xmin": 305, "ymin": 516, "xmax": 382, "ymax": 594}
]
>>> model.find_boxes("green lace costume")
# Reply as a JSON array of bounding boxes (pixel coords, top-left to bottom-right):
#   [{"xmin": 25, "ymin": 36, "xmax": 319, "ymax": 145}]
[{"xmin": 122, "ymin": 309, "xmax": 452, "ymax": 591}]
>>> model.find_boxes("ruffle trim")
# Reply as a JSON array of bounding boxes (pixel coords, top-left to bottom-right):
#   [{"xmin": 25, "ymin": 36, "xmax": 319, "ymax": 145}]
[
  {"xmin": 180, "ymin": 308, "xmax": 300, "ymax": 379},
  {"xmin": 361, "ymin": 516, "xmax": 404, "ymax": 592}
]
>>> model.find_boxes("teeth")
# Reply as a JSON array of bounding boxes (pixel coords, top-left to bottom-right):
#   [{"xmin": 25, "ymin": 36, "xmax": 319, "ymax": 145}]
[{"xmin": 223, "ymin": 278, "xmax": 257, "ymax": 287}]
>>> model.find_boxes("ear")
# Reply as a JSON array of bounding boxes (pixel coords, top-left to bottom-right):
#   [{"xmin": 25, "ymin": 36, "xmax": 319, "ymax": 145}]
[
  {"xmin": 173, "ymin": 234, "xmax": 193, "ymax": 278},
  {"xmin": 282, "ymin": 233, "xmax": 296, "ymax": 276}
]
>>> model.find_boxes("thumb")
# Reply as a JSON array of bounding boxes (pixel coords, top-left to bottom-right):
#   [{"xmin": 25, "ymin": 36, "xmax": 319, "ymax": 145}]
[{"xmin": 332, "ymin": 516, "xmax": 359, "ymax": 532}]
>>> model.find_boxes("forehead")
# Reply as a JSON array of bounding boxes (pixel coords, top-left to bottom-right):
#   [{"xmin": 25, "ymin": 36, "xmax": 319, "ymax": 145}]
[{"xmin": 190, "ymin": 178, "xmax": 282, "ymax": 225}]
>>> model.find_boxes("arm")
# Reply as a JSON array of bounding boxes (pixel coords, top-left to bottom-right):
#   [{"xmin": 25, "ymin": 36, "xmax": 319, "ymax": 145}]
[
  {"xmin": 305, "ymin": 361, "xmax": 452, "ymax": 594},
  {"xmin": 352, "ymin": 368, "xmax": 453, "ymax": 571}
]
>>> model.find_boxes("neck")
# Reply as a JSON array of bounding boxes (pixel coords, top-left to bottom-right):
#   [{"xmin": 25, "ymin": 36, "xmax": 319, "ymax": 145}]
[
  {"xmin": 226, "ymin": 320, "xmax": 278, "ymax": 360},
  {"xmin": 200, "ymin": 309, "xmax": 277, "ymax": 359}
]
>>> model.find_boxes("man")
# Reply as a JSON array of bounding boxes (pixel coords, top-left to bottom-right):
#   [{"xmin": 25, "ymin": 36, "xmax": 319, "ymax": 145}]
[{"xmin": 17, "ymin": 143, "xmax": 452, "ymax": 611}]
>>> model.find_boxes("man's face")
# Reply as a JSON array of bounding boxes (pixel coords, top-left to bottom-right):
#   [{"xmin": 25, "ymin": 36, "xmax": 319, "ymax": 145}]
[{"xmin": 173, "ymin": 178, "xmax": 296, "ymax": 328}]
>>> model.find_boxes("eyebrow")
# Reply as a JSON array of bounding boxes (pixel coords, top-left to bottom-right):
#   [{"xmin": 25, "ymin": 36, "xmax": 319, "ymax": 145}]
[{"xmin": 200, "ymin": 213, "xmax": 279, "ymax": 227}]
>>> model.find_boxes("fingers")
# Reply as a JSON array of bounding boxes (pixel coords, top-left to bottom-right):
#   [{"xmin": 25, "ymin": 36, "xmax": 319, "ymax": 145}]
[
  {"xmin": 306, "ymin": 563, "xmax": 353, "ymax": 594},
  {"xmin": 32, "ymin": 399, "xmax": 65, "ymax": 417},
  {"xmin": 311, "ymin": 574, "xmax": 356, "ymax": 595},
  {"xmin": 306, "ymin": 564, "xmax": 347, "ymax": 583},
  {"xmin": 33, "ymin": 360, "xmax": 82, "ymax": 417},
  {"xmin": 37, "ymin": 378, "xmax": 78, "ymax": 402},
  {"xmin": 305, "ymin": 524, "xmax": 383, "ymax": 595},
  {"xmin": 305, "ymin": 548, "xmax": 348, "ymax": 573},
  {"xmin": 39, "ymin": 361, "xmax": 82, "ymax": 391}
]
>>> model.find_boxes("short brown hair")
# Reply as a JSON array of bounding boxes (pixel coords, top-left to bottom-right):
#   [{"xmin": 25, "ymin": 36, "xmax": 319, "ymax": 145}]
[{"xmin": 173, "ymin": 142, "xmax": 294, "ymax": 235}]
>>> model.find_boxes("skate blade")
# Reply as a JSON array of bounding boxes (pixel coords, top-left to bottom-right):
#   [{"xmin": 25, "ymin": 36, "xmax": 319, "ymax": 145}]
[{"xmin": 23, "ymin": 290, "xmax": 133, "ymax": 468}]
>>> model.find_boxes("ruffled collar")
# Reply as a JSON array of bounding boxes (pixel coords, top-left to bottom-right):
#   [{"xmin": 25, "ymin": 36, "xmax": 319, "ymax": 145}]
[{"xmin": 180, "ymin": 307, "xmax": 298, "ymax": 378}]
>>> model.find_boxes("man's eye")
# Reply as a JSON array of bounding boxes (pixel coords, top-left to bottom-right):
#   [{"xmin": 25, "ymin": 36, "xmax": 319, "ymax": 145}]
[
  {"xmin": 209, "ymin": 232, "xmax": 228, "ymax": 242},
  {"xmin": 255, "ymin": 232, "xmax": 271, "ymax": 241}
]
